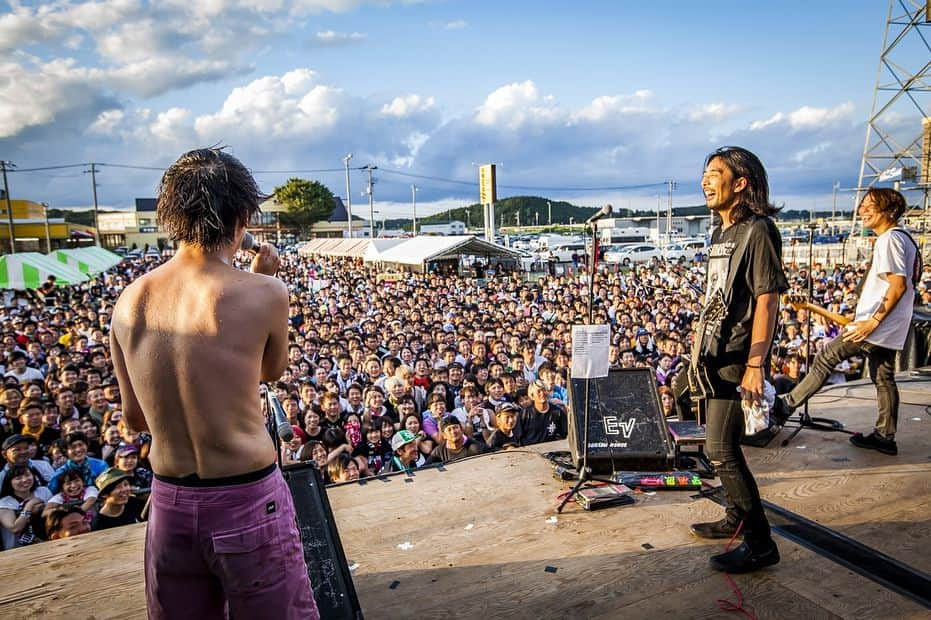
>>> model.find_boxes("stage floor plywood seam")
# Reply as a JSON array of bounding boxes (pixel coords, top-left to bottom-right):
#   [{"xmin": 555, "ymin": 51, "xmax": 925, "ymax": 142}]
[{"xmin": 701, "ymin": 485, "xmax": 931, "ymax": 609}]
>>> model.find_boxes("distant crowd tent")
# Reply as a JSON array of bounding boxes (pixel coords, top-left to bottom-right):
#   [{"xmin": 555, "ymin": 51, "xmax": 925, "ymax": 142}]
[
  {"xmin": 297, "ymin": 238, "xmax": 405, "ymax": 260},
  {"xmin": 0, "ymin": 253, "xmax": 89, "ymax": 289},
  {"xmin": 54, "ymin": 247, "xmax": 123, "ymax": 275},
  {"xmin": 366, "ymin": 235, "xmax": 522, "ymax": 273},
  {"xmin": 297, "ymin": 235, "xmax": 522, "ymax": 274}
]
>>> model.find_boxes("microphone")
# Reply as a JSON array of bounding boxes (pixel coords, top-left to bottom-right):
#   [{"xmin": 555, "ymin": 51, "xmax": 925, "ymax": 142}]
[
  {"xmin": 585, "ymin": 204, "xmax": 613, "ymax": 224},
  {"xmin": 240, "ymin": 232, "xmax": 261, "ymax": 253},
  {"xmin": 266, "ymin": 391, "xmax": 294, "ymax": 442}
]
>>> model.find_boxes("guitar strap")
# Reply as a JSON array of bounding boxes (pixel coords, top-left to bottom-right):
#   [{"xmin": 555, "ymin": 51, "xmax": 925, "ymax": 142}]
[{"xmin": 721, "ymin": 217, "xmax": 758, "ymax": 306}]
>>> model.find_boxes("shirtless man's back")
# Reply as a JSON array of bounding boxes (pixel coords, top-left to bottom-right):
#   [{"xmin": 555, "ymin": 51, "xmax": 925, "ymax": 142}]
[
  {"xmin": 111, "ymin": 251, "xmax": 285, "ymax": 478},
  {"xmin": 110, "ymin": 148, "xmax": 318, "ymax": 620}
]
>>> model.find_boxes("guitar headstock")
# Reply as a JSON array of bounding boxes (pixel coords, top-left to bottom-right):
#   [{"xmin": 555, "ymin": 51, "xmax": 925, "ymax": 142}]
[{"xmin": 781, "ymin": 293, "xmax": 808, "ymax": 311}]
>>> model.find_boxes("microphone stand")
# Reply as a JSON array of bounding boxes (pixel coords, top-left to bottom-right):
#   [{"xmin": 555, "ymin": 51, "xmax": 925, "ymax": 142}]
[
  {"xmin": 557, "ymin": 217, "xmax": 615, "ymax": 513},
  {"xmin": 782, "ymin": 223, "xmax": 846, "ymax": 446},
  {"xmin": 263, "ymin": 384, "xmax": 285, "ymax": 469}
]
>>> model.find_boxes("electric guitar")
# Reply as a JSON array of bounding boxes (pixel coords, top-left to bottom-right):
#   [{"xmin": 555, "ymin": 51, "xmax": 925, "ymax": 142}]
[
  {"xmin": 686, "ymin": 285, "xmax": 728, "ymax": 425},
  {"xmin": 781, "ymin": 294, "xmax": 852, "ymax": 327}
]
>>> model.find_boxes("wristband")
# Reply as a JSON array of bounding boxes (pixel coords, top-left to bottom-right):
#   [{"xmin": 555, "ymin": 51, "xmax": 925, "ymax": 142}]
[
  {"xmin": 20, "ymin": 510, "xmax": 31, "ymax": 520},
  {"xmin": 746, "ymin": 363, "xmax": 762, "ymax": 369}
]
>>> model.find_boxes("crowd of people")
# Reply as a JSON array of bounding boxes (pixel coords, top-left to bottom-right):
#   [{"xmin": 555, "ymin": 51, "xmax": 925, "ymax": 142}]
[{"xmin": 0, "ymin": 240, "xmax": 928, "ymax": 552}]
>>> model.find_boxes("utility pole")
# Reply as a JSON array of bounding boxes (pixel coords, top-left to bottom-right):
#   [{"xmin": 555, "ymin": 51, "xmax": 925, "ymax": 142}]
[
  {"xmin": 85, "ymin": 163, "xmax": 101, "ymax": 246},
  {"xmin": 547, "ymin": 200, "xmax": 552, "ymax": 226},
  {"xmin": 362, "ymin": 165, "xmax": 377, "ymax": 239},
  {"xmin": 343, "ymin": 154, "xmax": 353, "ymax": 238},
  {"xmin": 42, "ymin": 202, "xmax": 51, "ymax": 253},
  {"xmin": 665, "ymin": 180, "xmax": 676, "ymax": 246},
  {"xmin": 411, "ymin": 184, "xmax": 418, "ymax": 236},
  {"xmin": 656, "ymin": 194, "xmax": 661, "ymax": 243},
  {"xmin": 832, "ymin": 181, "xmax": 839, "ymax": 223},
  {"xmin": 1, "ymin": 161, "xmax": 15, "ymax": 254}
]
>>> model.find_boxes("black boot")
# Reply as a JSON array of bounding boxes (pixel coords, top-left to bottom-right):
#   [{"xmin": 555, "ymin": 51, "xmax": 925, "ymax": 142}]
[
  {"xmin": 710, "ymin": 540, "xmax": 780, "ymax": 573},
  {"xmin": 690, "ymin": 518, "xmax": 740, "ymax": 540}
]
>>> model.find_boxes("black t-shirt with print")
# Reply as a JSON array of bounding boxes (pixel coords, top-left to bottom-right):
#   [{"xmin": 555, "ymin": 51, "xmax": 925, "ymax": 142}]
[
  {"xmin": 705, "ymin": 217, "xmax": 788, "ymax": 384},
  {"xmin": 515, "ymin": 404, "xmax": 568, "ymax": 445}
]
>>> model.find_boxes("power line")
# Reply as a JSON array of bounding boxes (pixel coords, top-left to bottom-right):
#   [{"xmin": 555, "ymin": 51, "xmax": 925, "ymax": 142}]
[
  {"xmin": 376, "ymin": 167, "xmax": 667, "ymax": 192},
  {"xmin": 5, "ymin": 159, "xmax": 669, "ymax": 193},
  {"xmin": 9, "ymin": 163, "xmax": 88, "ymax": 173}
]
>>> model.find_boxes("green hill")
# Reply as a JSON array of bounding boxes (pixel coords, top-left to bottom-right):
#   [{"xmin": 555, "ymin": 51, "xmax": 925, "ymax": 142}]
[{"xmin": 385, "ymin": 196, "xmax": 620, "ymax": 230}]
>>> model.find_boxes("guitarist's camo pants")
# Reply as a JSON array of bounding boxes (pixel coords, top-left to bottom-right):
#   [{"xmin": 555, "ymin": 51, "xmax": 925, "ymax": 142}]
[{"xmin": 786, "ymin": 337, "xmax": 898, "ymax": 438}]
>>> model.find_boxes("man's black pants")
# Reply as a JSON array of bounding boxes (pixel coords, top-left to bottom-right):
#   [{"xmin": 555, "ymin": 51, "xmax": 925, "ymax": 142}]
[{"xmin": 705, "ymin": 388, "xmax": 772, "ymax": 547}]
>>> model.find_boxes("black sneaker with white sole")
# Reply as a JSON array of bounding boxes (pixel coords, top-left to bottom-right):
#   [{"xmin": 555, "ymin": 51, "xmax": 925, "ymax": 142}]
[{"xmin": 849, "ymin": 431, "xmax": 898, "ymax": 455}]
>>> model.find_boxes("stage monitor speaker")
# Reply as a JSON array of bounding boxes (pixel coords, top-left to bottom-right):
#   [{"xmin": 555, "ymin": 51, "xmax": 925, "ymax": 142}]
[
  {"xmin": 567, "ymin": 368, "xmax": 674, "ymax": 474},
  {"xmin": 284, "ymin": 463, "xmax": 364, "ymax": 620}
]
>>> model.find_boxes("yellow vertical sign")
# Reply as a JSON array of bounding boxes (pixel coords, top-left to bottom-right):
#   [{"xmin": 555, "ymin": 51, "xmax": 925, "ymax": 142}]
[{"xmin": 479, "ymin": 164, "xmax": 497, "ymax": 204}]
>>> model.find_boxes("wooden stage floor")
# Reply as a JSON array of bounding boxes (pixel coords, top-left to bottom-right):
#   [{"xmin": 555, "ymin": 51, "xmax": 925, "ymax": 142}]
[{"xmin": 1, "ymin": 374, "xmax": 929, "ymax": 619}]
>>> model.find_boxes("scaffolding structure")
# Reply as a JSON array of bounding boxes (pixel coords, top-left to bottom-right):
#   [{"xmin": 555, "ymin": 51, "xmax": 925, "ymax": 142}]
[{"xmin": 857, "ymin": 0, "xmax": 931, "ymax": 229}]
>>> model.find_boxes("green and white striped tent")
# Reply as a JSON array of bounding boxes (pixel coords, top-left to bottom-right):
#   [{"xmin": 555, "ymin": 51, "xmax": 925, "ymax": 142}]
[
  {"xmin": 54, "ymin": 247, "xmax": 123, "ymax": 275},
  {"xmin": 0, "ymin": 252, "xmax": 90, "ymax": 289}
]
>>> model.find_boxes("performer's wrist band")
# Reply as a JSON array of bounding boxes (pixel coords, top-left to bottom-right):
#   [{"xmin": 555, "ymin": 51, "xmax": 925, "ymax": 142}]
[{"xmin": 745, "ymin": 363, "xmax": 761, "ymax": 369}]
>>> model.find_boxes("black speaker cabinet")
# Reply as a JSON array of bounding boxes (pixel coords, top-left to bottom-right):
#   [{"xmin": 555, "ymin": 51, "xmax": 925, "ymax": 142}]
[
  {"xmin": 567, "ymin": 368, "xmax": 674, "ymax": 474},
  {"xmin": 284, "ymin": 463, "xmax": 364, "ymax": 619}
]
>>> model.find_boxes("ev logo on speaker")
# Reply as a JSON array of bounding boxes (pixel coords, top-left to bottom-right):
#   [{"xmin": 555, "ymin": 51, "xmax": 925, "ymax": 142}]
[{"xmin": 603, "ymin": 417, "xmax": 636, "ymax": 438}]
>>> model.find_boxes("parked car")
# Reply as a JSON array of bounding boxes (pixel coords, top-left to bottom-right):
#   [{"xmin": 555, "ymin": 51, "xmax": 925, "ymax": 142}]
[
  {"xmin": 546, "ymin": 243, "xmax": 588, "ymax": 263},
  {"xmin": 663, "ymin": 240, "xmax": 706, "ymax": 262},
  {"xmin": 605, "ymin": 243, "xmax": 662, "ymax": 266}
]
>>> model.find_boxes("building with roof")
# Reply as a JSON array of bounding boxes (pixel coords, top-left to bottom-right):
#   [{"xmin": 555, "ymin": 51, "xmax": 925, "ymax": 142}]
[
  {"xmin": 0, "ymin": 195, "xmax": 77, "ymax": 254},
  {"xmin": 97, "ymin": 198, "xmax": 166, "ymax": 250}
]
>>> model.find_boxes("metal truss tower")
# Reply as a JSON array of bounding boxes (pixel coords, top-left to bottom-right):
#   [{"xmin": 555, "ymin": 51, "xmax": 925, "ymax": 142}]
[{"xmin": 857, "ymin": 0, "xmax": 931, "ymax": 218}]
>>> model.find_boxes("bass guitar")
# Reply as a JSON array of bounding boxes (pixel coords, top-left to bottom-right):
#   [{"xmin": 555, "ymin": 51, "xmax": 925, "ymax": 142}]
[
  {"xmin": 686, "ymin": 283, "xmax": 728, "ymax": 425},
  {"xmin": 781, "ymin": 294, "xmax": 852, "ymax": 327}
]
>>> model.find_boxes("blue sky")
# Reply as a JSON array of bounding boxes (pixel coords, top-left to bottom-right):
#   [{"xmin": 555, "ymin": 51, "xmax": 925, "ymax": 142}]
[{"xmin": 0, "ymin": 0, "xmax": 918, "ymax": 219}]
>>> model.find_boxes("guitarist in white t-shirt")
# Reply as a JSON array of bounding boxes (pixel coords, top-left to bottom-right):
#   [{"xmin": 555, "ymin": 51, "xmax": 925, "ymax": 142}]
[{"xmin": 779, "ymin": 188, "xmax": 918, "ymax": 456}]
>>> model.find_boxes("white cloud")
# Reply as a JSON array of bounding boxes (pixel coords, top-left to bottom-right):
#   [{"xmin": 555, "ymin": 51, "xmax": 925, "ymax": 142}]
[
  {"xmin": 475, "ymin": 81, "xmax": 563, "ymax": 128},
  {"xmin": 311, "ymin": 30, "xmax": 367, "ymax": 46},
  {"xmin": 750, "ymin": 102, "xmax": 855, "ymax": 131},
  {"xmin": 571, "ymin": 91, "xmax": 657, "ymax": 123},
  {"xmin": 380, "ymin": 95, "xmax": 435, "ymax": 118},
  {"xmin": 688, "ymin": 102, "xmax": 744, "ymax": 122},
  {"xmin": 194, "ymin": 70, "xmax": 349, "ymax": 138},
  {"xmin": 443, "ymin": 20, "xmax": 468, "ymax": 30},
  {"xmin": 88, "ymin": 109, "xmax": 125, "ymax": 135}
]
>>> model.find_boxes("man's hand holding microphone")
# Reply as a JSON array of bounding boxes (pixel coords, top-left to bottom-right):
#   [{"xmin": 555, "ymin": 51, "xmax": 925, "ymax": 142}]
[{"xmin": 241, "ymin": 232, "xmax": 280, "ymax": 276}]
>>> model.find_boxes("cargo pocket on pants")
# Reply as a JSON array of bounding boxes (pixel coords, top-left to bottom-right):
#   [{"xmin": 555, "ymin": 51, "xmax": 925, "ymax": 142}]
[{"xmin": 212, "ymin": 518, "xmax": 285, "ymax": 596}]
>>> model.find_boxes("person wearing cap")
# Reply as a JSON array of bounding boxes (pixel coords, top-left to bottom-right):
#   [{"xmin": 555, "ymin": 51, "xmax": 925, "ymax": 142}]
[
  {"xmin": 380, "ymin": 430, "xmax": 426, "ymax": 475},
  {"xmin": 487, "ymin": 403, "xmax": 521, "ymax": 450},
  {"xmin": 428, "ymin": 415, "xmax": 485, "ymax": 464},
  {"xmin": 92, "ymin": 467, "xmax": 144, "ymax": 531},
  {"xmin": 0, "ymin": 433, "xmax": 55, "ymax": 489},
  {"xmin": 114, "ymin": 442, "xmax": 153, "ymax": 497},
  {"xmin": 109, "ymin": 150, "xmax": 316, "ymax": 619}
]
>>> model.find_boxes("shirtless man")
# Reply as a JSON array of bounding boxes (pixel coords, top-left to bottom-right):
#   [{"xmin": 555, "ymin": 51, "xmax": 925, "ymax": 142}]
[{"xmin": 110, "ymin": 148, "xmax": 317, "ymax": 619}]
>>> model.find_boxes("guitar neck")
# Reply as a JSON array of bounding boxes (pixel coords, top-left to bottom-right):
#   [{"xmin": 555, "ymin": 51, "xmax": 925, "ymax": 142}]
[{"xmin": 800, "ymin": 302, "xmax": 852, "ymax": 327}]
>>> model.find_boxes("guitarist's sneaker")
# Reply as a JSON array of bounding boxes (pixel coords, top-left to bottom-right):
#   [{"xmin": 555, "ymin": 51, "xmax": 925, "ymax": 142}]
[
  {"xmin": 690, "ymin": 519, "xmax": 740, "ymax": 539},
  {"xmin": 850, "ymin": 431, "xmax": 898, "ymax": 456},
  {"xmin": 710, "ymin": 540, "xmax": 780, "ymax": 573},
  {"xmin": 772, "ymin": 394, "xmax": 794, "ymax": 425}
]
